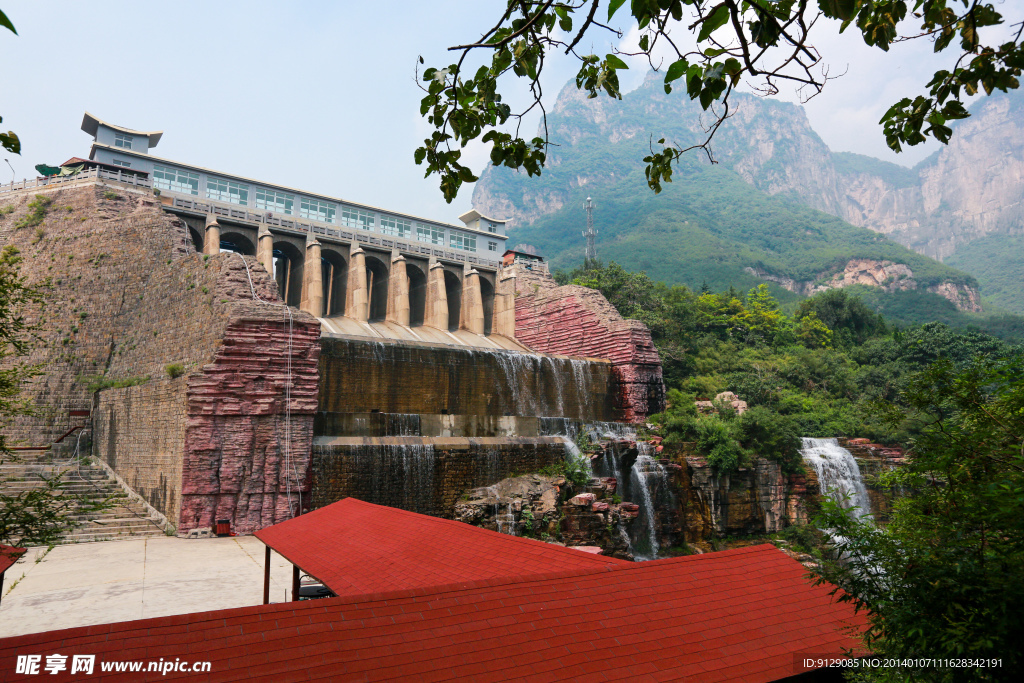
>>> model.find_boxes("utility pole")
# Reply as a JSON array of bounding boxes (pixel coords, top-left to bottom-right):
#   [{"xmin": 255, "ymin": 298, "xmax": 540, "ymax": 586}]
[{"xmin": 582, "ymin": 196, "xmax": 597, "ymax": 265}]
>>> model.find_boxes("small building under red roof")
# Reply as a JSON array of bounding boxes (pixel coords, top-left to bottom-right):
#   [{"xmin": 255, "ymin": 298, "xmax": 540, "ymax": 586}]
[
  {"xmin": 0, "ymin": 544, "xmax": 865, "ymax": 682},
  {"xmin": 255, "ymin": 497, "xmax": 627, "ymax": 599}
]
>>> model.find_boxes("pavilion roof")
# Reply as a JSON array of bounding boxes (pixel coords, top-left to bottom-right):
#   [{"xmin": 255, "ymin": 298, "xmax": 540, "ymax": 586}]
[
  {"xmin": 0, "ymin": 544, "xmax": 866, "ymax": 682},
  {"xmin": 254, "ymin": 497, "xmax": 628, "ymax": 597}
]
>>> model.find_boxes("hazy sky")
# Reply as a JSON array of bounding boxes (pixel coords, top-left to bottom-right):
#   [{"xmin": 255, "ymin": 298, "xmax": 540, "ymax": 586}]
[{"xmin": 2, "ymin": 1, "xmax": 1019, "ymax": 224}]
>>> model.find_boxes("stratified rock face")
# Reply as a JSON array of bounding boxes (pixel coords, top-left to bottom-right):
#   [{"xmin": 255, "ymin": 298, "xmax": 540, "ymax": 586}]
[
  {"xmin": 179, "ymin": 312, "xmax": 321, "ymax": 535},
  {"xmin": 682, "ymin": 456, "xmax": 787, "ymax": 537},
  {"xmin": 836, "ymin": 93, "xmax": 1024, "ymax": 261},
  {"xmin": 745, "ymin": 259, "xmax": 983, "ymax": 311},
  {"xmin": 511, "ymin": 266, "xmax": 665, "ymax": 421}
]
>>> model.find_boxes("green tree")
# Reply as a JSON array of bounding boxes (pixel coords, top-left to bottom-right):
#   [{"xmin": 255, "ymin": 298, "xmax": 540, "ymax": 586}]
[
  {"xmin": 1, "ymin": 9, "xmax": 20, "ymax": 154},
  {"xmin": 816, "ymin": 357, "xmax": 1024, "ymax": 681},
  {"xmin": 417, "ymin": 1, "xmax": 1023, "ymax": 201}
]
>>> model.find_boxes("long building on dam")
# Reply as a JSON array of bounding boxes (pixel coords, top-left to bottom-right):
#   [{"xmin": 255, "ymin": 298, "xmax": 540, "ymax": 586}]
[{"xmin": 0, "ymin": 114, "xmax": 665, "ymax": 536}]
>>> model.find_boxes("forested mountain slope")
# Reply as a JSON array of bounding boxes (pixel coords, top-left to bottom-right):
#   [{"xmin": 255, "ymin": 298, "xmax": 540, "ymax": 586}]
[{"xmin": 472, "ymin": 74, "xmax": 1024, "ymax": 320}]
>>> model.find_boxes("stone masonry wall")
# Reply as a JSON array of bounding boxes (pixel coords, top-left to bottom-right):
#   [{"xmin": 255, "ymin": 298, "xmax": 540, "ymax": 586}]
[
  {"xmin": 511, "ymin": 266, "xmax": 666, "ymax": 421},
  {"xmin": 311, "ymin": 437, "xmax": 567, "ymax": 518},
  {"xmin": 94, "ymin": 379, "xmax": 188, "ymax": 520},
  {"xmin": 0, "ymin": 183, "xmax": 320, "ymax": 533}
]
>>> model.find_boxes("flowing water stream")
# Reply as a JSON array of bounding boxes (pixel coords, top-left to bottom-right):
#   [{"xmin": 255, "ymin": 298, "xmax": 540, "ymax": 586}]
[
  {"xmin": 800, "ymin": 437, "xmax": 872, "ymax": 520},
  {"xmin": 625, "ymin": 446, "xmax": 670, "ymax": 561}
]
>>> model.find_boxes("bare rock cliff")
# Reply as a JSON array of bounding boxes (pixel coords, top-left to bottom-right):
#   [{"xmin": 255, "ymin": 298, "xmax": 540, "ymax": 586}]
[{"xmin": 834, "ymin": 93, "xmax": 1024, "ymax": 261}]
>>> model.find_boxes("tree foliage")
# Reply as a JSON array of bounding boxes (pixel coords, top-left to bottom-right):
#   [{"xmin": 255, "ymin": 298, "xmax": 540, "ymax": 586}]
[
  {"xmin": 564, "ymin": 261, "xmax": 1020, "ymax": 474},
  {"xmin": 0, "ymin": 9, "xmax": 19, "ymax": 155},
  {"xmin": 816, "ymin": 357, "xmax": 1024, "ymax": 680},
  {"xmin": 417, "ymin": 1, "xmax": 1023, "ymax": 201}
]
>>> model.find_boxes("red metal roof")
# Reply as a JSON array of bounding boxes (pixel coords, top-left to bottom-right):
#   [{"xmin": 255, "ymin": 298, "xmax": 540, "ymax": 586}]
[
  {"xmin": 0, "ymin": 544, "xmax": 865, "ymax": 682},
  {"xmin": 0, "ymin": 545, "xmax": 25, "ymax": 575},
  {"xmin": 255, "ymin": 497, "xmax": 628, "ymax": 596}
]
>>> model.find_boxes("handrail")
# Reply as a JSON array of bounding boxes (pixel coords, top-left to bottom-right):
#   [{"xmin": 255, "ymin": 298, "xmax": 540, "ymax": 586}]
[{"xmin": 0, "ymin": 167, "xmax": 151, "ymax": 195}]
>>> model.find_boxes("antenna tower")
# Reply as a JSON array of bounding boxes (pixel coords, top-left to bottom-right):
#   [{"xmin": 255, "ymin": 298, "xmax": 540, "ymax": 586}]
[{"xmin": 583, "ymin": 196, "xmax": 597, "ymax": 264}]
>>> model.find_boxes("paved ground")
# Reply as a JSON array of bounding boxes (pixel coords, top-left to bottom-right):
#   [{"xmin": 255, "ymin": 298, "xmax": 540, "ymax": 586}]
[{"xmin": 0, "ymin": 537, "xmax": 296, "ymax": 638}]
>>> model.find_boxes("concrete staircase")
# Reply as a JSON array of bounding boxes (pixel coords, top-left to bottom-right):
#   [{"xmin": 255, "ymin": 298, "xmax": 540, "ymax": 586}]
[{"xmin": 0, "ymin": 448, "xmax": 166, "ymax": 544}]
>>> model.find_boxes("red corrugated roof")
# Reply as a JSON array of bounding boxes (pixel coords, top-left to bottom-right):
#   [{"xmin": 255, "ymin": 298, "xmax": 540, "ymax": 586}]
[
  {"xmin": 0, "ymin": 544, "xmax": 866, "ymax": 682},
  {"xmin": 0, "ymin": 545, "xmax": 25, "ymax": 575},
  {"xmin": 255, "ymin": 497, "xmax": 628, "ymax": 596}
]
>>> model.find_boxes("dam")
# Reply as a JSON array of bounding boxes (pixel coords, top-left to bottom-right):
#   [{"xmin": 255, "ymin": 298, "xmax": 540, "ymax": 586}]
[{"xmin": 0, "ymin": 114, "xmax": 666, "ymax": 536}]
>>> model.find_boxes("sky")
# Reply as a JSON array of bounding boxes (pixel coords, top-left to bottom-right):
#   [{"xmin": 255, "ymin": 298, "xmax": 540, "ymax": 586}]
[{"xmin": 1, "ymin": 1, "xmax": 1020, "ymax": 225}]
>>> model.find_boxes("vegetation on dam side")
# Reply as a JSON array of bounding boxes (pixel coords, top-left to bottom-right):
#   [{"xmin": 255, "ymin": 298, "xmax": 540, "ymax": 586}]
[{"xmin": 556, "ymin": 262, "xmax": 1023, "ymax": 476}]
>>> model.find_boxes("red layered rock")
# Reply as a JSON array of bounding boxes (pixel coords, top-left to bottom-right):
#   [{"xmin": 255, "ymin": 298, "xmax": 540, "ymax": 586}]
[
  {"xmin": 179, "ymin": 311, "xmax": 321, "ymax": 534},
  {"xmin": 512, "ymin": 268, "xmax": 665, "ymax": 421}
]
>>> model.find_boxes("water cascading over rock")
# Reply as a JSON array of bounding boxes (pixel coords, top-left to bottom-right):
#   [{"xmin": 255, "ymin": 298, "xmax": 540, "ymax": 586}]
[
  {"xmin": 589, "ymin": 428, "xmax": 674, "ymax": 561},
  {"xmin": 800, "ymin": 437, "xmax": 872, "ymax": 520},
  {"xmin": 624, "ymin": 447, "xmax": 671, "ymax": 561}
]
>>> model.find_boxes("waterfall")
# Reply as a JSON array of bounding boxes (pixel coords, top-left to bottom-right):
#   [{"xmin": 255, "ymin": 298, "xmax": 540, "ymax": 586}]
[
  {"xmin": 568, "ymin": 359, "xmax": 591, "ymax": 408},
  {"xmin": 476, "ymin": 446, "xmax": 504, "ymax": 484},
  {"xmin": 386, "ymin": 413, "xmax": 420, "ymax": 436},
  {"xmin": 545, "ymin": 356, "xmax": 566, "ymax": 414},
  {"xmin": 576, "ymin": 421, "xmax": 669, "ymax": 562},
  {"xmin": 364, "ymin": 443, "xmax": 436, "ymax": 514},
  {"xmin": 801, "ymin": 438, "xmax": 872, "ymax": 520},
  {"xmin": 560, "ymin": 436, "xmax": 594, "ymax": 479},
  {"xmin": 485, "ymin": 485, "xmax": 518, "ymax": 535},
  {"xmin": 493, "ymin": 351, "xmax": 543, "ymax": 417},
  {"xmin": 627, "ymin": 446, "xmax": 669, "ymax": 561}
]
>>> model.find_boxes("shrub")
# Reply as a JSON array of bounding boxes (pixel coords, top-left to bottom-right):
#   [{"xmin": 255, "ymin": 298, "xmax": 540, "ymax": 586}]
[
  {"xmin": 102, "ymin": 191, "xmax": 119, "ymax": 200},
  {"xmin": 14, "ymin": 194, "xmax": 51, "ymax": 230},
  {"xmin": 165, "ymin": 363, "xmax": 185, "ymax": 379},
  {"xmin": 736, "ymin": 406, "xmax": 802, "ymax": 473}
]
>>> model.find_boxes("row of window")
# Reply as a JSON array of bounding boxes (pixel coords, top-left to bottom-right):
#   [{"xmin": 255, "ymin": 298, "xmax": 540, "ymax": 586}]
[{"xmin": 149, "ymin": 164, "xmax": 497, "ymax": 252}]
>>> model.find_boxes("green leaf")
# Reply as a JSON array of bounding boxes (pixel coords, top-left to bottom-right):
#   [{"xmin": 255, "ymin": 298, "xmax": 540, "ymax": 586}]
[
  {"xmin": 697, "ymin": 4, "xmax": 730, "ymax": 43},
  {"xmin": 665, "ymin": 59, "xmax": 688, "ymax": 84},
  {"xmin": 605, "ymin": 53, "xmax": 628, "ymax": 70},
  {"xmin": 817, "ymin": 0, "xmax": 857, "ymax": 22},
  {"xmin": 0, "ymin": 10, "xmax": 17, "ymax": 35},
  {"xmin": 607, "ymin": 0, "xmax": 627, "ymax": 21},
  {"xmin": 1, "ymin": 132, "xmax": 20, "ymax": 155}
]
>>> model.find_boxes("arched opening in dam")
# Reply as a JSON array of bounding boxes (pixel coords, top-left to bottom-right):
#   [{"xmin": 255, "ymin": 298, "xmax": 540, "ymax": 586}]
[
  {"xmin": 443, "ymin": 269, "xmax": 461, "ymax": 331},
  {"xmin": 321, "ymin": 250, "xmax": 347, "ymax": 316},
  {"xmin": 188, "ymin": 226, "xmax": 203, "ymax": 253},
  {"xmin": 480, "ymin": 277, "xmax": 495, "ymax": 336},
  {"xmin": 365, "ymin": 254, "xmax": 390, "ymax": 322},
  {"xmin": 219, "ymin": 231, "xmax": 256, "ymax": 256},
  {"xmin": 407, "ymin": 263, "xmax": 427, "ymax": 327},
  {"xmin": 273, "ymin": 241, "xmax": 304, "ymax": 308}
]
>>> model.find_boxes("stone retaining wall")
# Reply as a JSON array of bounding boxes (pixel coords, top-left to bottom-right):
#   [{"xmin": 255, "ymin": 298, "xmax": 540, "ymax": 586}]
[
  {"xmin": 311, "ymin": 436, "xmax": 567, "ymax": 518},
  {"xmin": 510, "ymin": 267, "xmax": 665, "ymax": 421},
  {"xmin": 1, "ymin": 184, "xmax": 321, "ymax": 534}
]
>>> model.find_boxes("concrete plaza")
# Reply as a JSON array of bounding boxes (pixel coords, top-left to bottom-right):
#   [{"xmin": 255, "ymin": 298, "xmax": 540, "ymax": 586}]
[{"xmin": 0, "ymin": 536, "xmax": 295, "ymax": 638}]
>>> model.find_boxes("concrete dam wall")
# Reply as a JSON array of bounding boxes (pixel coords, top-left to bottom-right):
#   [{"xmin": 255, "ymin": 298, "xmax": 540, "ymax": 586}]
[
  {"xmin": 311, "ymin": 336, "xmax": 620, "ymax": 515},
  {"xmin": 317, "ymin": 337, "xmax": 617, "ymax": 421}
]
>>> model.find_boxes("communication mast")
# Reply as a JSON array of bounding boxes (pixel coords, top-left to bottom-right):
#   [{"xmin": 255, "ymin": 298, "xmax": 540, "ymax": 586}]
[{"xmin": 583, "ymin": 196, "xmax": 597, "ymax": 264}]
